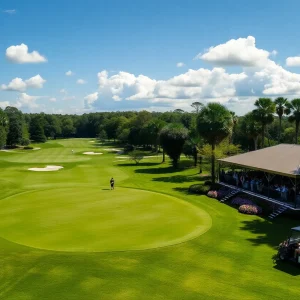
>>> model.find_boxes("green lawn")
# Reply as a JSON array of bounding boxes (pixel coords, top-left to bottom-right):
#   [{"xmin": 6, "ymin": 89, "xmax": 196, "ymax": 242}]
[{"xmin": 0, "ymin": 139, "xmax": 300, "ymax": 299}]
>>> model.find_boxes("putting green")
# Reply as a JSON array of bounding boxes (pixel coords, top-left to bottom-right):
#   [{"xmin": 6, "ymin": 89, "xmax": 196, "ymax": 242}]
[{"xmin": 0, "ymin": 187, "xmax": 211, "ymax": 252}]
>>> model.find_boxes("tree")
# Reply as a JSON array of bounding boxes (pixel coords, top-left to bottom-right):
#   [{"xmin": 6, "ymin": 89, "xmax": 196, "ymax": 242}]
[
  {"xmin": 97, "ymin": 129, "xmax": 108, "ymax": 143},
  {"xmin": 240, "ymin": 112, "xmax": 261, "ymax": 150},
  {"xmin": 29, "ymin": 115, "xmax": 47, "ymax": 142},
  {"xmin": 197, "ymin": 103, "xmax": 233, "ymax": 183},
  {"xmin": 159, "ymin": 123, "xmax": 188, "ymax": 168},
  {"xmin": 5, "ymin": 107, "xmax": 23, "ymax": 146},
  {"xmin": 61, "ymin": 117, "xmax": 76, "ymax": 137},
  {"xmin": 274, "ymin": 97, "xmax": 291, "ymax": 142},
  {"xmin": 0, "ymin": 126, "xmax": 7, "ymax": 148},
  {"xmin": 129, "ymin": 150, "xmax": 144, "ymax": 165},
  {"xmin": 288, "ymin": 98, "xmax": 300, "ymax": 144},
  {"xmin": 0, "ymin": 108, "xmax": 8, "ymax": 129},
  {"xmin": 191, "ymin": 102, "xmax": 203, "ymax": 114},
  {"xmin": 229, "ymin": 111, "xmax": 238, "ymax": 144},
  {"xmin": 252, "ymin": 98, "xmax": 275, "ymax": 148}
]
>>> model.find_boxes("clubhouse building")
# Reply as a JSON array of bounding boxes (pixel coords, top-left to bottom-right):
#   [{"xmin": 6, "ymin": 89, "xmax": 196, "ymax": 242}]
[{"xmin": 218, "ymin": 144, "xmax": 300, "ymax": 210}]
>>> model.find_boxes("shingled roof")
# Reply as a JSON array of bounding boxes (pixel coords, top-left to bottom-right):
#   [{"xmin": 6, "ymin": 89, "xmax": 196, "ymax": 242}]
[{"xmin": 218, "ymin": 144, "xmax": 300, "ymax": 178}]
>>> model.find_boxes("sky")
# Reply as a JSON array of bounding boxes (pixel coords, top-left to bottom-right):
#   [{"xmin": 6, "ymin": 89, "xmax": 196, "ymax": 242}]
[{"xmin": 1, "ymin": 0, "xmax": 300, "ymax": 115}]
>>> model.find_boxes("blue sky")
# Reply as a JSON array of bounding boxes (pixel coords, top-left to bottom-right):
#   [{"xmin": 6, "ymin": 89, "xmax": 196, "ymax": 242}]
[{"xmin": 1, "ymin": 0, "xmax": 300, "ymax": 115}]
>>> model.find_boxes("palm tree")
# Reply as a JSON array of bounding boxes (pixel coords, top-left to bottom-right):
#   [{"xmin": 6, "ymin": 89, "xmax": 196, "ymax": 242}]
[
  {"xmin": 197, "ymin": 103, "xmax": 233, "ymax": 183},
  {"xmin": 288, "ymin": 99, "xmax": 300, "ymax": 144},
  {"xmin": 229, "ymin": 111, "xmax": 238, "ymax": 144},
  {"xmin": 274, "ymin": 97, "xmax": 291, "ymax": 142},
  {"xmin": 252, "ymin": 98, "xmax": 275, "ymax": 148},
  {"xmin": 241, "ymin": 112, "xmax": 261, "ymax": 150},
  {"xmin": 191, "ymin": 102, "xmax": 203, "ymax": 114}
]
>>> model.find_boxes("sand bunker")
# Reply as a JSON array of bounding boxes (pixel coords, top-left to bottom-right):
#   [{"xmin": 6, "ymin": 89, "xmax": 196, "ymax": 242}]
[
  {"xmin": 28, "ymin": 165, "xmax": 64, "ymax": 172},
  {"xmin": 33, "ymin": 147, "xmax": 41, "ymax": 151},
  {"xmin": 89, "ymin": 141, "xmax": 95, "ymax": 143},
  {"xmin": 83, "ymin": 152, "xmax": 103, "ymax": 155}
]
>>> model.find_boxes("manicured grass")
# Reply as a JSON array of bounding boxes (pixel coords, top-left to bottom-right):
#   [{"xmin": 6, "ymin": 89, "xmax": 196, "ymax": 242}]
[
  {"xmin": 0, "ymin": 138, "xmax": 300, "ymax": 299},
  {"xmin": 0, "ymin": 187, "xmax": 210, "ymax": 252}
]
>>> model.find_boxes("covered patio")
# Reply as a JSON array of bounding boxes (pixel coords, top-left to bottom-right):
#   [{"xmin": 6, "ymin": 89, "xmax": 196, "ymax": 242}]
[{"xmin": 218, "ymin": 144, "xmax": 300, "ymax": 210}]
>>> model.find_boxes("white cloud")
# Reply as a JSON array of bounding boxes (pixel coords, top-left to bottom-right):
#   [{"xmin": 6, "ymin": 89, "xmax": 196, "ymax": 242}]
[
  {"xmin": 176, "ymin": 62, "xmax": 185, "ymax": 67},
  {"xmin": 84, "ymin": 92, "xmax": 99, "ymax": 107},
  {"xmin": 112, "ymin": 95, "xmax": 121, "ymax": 101},
  {"xmin": 271, "ymin": 50, "xmax": 278, "ymax": 56},
  {"xmin": 1, "ymin": 75, "xmax": 46, "ymax": 92},
  {"xmin": 65, "ymin": 70, "xmax": 74, "ymax": 76},
  {"xmin": 6, "ymin": 43, "xmax": 47, "ymax": 64},
  {"xmin": 62, "ymin": 96, "xmax": 75, "ymax": 101},
  {"xmin": 49, "ymin": 97, "xmax": 57, "ymax": 102},
  {"xmin": 60, "ymin": 89, "xmax": 67, "ymax": 94},
  {"xmin": 196, "ymin": 36, "xmax": 270, "ymax": 67},
  {"xmin": 286, "ymin": 56, "xmax": 300, "ymax": 67},
  {"xmin": 0, "ymin": 101, "xmax": 10, "ymax": 108},
  {"xmin": 15, "ymin": 93, "xmax": 44, "ymax": 109},
  {"xmin": 2, "ymin": 9, "xmax": 16, "ymax": 14},
  {"xmin": 77, "ymin": 79, "xmax": 87, "ymax": 84}
]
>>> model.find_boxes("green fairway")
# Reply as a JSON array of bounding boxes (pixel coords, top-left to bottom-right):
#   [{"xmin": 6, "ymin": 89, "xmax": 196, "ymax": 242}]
[
  {"xmin": 0, "ymin": 187, "xmax": 210, "ymax": 252},
  {"xmin": 1, "ymin": 138, "xmax": 300, "ymax": 300}
]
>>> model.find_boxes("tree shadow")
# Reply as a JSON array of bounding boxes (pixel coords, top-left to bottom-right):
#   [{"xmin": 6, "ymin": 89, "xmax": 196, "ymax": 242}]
[
  {"xmin": 239, "ymin": 217, "xmax": 300, "ymax": 248},
  {"xmin": 102, "ymin": 188, "xmax": 110, "ymax": 190},
  {"xmin": 173, "ymin": 187, "xmax": 191, "ymax": 194},
  {"xmin": 135, "ymin": 166, "xmax": 180, "ymax": 174},
  {"xmin": 117, "ymin": 162, "xmax": 161, "ymax": 167},
  {"xmin": 153, "ymin": 175, "xmax": 200, "ymax": 183},
  {"xmin": 273, "ymin": 261, "xmax": 300, "ymax": 276}
]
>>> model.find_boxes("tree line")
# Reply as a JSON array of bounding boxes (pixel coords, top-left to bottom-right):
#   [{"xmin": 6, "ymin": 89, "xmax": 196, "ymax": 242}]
[{"xmin": 1, "ymin": 98, "xmax": 300, "ymax": 181}]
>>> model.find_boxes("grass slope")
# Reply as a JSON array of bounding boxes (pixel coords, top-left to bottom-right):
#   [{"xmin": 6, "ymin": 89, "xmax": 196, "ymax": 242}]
[{"xmin": 0, "ymin": 139, "xmax": 300, "ymax": 299}]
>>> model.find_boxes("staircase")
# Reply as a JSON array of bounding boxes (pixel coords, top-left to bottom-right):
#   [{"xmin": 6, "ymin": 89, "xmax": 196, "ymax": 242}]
[
  {"xmin": 269, "ymin": 206, "xmax": 289, "ymax": 219},
  {"xmin": 220, "ymin": 189, "xmax": 240, "ymax": 203}
]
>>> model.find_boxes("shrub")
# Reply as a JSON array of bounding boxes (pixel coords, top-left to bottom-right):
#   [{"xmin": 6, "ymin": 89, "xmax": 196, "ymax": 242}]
[
  {"xmin": 204, "ymin": 180, "xmax": 212, "ymax": 186},
  {"xmin": 207, "ymin": 190, "xmax": 218, "ymax": 198},
  {"xmin": 189, "ymin": 184, "xmax": 210, "ymax": 195},
  {"xmin": 23, "ymin": 146, "xmax": 33, "ymax": 150},
  {"xmin": 231, "ymin": 197, "xmax": 254, "ymax": 206},
  {"xmin": 238, "ymin": 204, "xmax": 262, "ymax": 215}
]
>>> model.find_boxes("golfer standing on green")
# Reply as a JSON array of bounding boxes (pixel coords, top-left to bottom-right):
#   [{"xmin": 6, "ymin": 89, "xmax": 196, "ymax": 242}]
[{"xmin": 110, "ymin": 177, "xmax": 115, "ymax": 190}]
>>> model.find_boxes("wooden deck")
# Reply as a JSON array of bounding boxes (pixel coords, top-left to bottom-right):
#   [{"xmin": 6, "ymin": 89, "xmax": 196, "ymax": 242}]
[{"xmin": 218, "ymin": 181, "xmax": 299, "ymax": 210}]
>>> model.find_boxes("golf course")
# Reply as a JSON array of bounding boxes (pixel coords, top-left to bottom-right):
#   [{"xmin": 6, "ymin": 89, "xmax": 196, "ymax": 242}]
[{"xmin": 0, "ymin": 138, "xmax": 300, "ymax": 299}]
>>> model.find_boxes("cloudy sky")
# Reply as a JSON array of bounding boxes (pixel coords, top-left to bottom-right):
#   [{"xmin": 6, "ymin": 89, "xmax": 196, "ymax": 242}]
[{"xmin": 1, "ymin": 0, "xmax": 300, "ymax": 115}]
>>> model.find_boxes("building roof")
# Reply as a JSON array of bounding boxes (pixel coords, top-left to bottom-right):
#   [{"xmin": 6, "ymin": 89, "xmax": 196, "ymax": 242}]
[{"xmin": 218, "ymin": 144, "xmax": 300, "ymax": 178}]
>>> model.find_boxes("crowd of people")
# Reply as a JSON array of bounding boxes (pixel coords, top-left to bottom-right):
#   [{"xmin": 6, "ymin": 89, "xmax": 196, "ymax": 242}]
[{"xmin": 220, "ymin": 169, "xmax": 296, "ymax": 202}]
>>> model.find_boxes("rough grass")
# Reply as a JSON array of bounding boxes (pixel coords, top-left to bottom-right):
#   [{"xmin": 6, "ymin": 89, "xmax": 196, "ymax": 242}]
[{"xmin": 0, "ymin": 139, "xmax": 300, "ymax": 299}]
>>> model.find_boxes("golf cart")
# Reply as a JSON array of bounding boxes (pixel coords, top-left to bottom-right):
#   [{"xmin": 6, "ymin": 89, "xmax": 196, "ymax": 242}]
[{"xmin": 277, "ymin": 226, "xmax": 300, "ymax": 263}]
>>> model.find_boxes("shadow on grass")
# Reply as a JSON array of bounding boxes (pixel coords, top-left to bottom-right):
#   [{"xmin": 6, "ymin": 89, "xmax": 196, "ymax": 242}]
[
  {"xmin": 153, "ymin": 175, "xmax": 200, "ymax": 183},
  {"xmin": 118, "ymin": 162, "xmax": 161, "ymax": 168},
  {"xmin": 173, "ymin": 187, "xmax": 191, "ymax": 195},
  {"xmin": 239, "ymin": 217, "xmax": 300, "ymax": 248},
  {"xmin": 273, "ymin": 261, "xmax": 300, "ymax": 276},
  {"xmin": 102, "ymin": 188, "xmax": 110, "ymax": 190}
]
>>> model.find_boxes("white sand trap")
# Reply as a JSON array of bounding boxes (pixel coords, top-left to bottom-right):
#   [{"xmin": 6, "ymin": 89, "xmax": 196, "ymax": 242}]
[
  {"xmin": 33, "ymin": 147, "xmax": 41, "ymax": 151},
  {"xmin": 83, "ymin": 152, "xmax": 103, "ymax": 155},
  {"xmin": 28, "ymin": 165, "xmax": 64, "ymax": 172},
  {"xmin": 89, "ymin": 141, "xmax": 95, "ymax": 143},
  {"xmin": 0, "ymin": 149, "xmax": 16, "ymax": 152}
]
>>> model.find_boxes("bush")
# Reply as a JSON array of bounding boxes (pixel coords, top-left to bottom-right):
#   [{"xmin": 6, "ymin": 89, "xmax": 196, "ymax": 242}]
[
  {"xmin": 204, "ymin": 180, "xmax": 212, "ymax": 186},
  {"xmin": 23, "ymin": 146, "xmax": 33, "ymax": 150},
  {"xmin": 238, "ymin": 204, "xmax": 262, "ymax": 215},
  {"xmin": 189, "ymin": 184, "xmax": 210, "ymax": 195},
  {"xmin": 207, "ymin": 190, "xmax": 218, "ymax": 198},
  {"xmin": 231, "ymin": 197, "xmax": 254, "ymax": 206}
]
